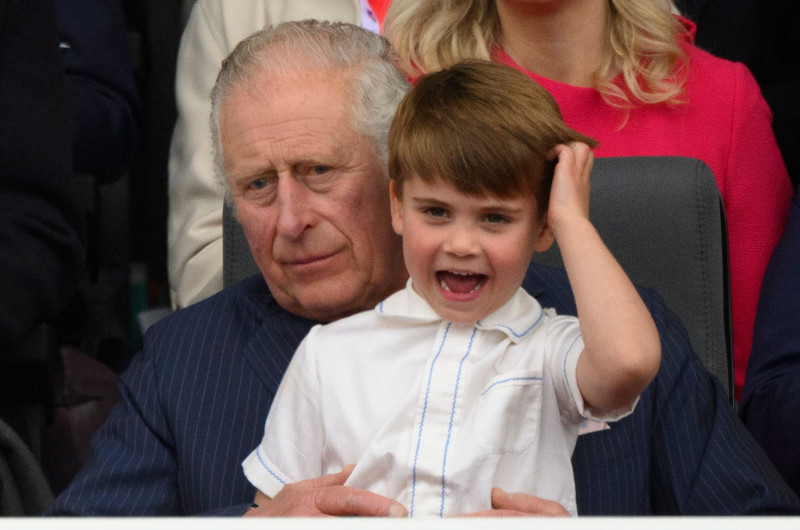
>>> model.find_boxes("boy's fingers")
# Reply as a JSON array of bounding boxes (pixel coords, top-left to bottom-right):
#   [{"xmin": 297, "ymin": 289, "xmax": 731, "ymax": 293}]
[
  {"xmin": 549, "ymin": 142, "xmax": 578, "ymax": 160},
  {"xmin": 547, "ymin": 146, "xmax": 560, "ymax": 162},
  {"xmin": 567, "ymin": 142, "xmax": 594, "ymax": 176}
]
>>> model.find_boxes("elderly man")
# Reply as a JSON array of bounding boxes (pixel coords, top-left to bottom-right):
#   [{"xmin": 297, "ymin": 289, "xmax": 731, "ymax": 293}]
[
  {"xmin": 168, "ymin": 0, "xmax": 389, "ymax": 310},
  {"xmin": 48, "ymin": 20, "xmax": 799, "ymax": 516}
]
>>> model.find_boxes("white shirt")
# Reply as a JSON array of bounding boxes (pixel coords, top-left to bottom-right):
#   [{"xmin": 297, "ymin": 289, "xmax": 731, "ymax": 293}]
[{"xmin": 242, "ymin": 281, "xmax": 635, "ymax": 516}]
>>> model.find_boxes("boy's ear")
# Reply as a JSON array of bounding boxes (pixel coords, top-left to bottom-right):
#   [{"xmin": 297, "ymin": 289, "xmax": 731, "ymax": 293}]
[
  {"xmin": 534, "ymin": 219, "xmax": 555, "ymax": 252},
  {"xmin": 389, "ymin": 180, "xmax": 404, "ymax": 236}
]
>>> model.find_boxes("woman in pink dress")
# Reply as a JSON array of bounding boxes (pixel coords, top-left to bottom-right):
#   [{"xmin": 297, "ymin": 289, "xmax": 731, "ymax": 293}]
[{"xmin": 384, "ymin": 0, "xmax": 793, "ymax": 400}]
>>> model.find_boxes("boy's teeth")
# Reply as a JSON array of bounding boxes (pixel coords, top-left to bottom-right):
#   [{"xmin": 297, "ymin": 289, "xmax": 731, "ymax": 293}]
[
  {"xmin": 438, "ymin": 271, "xmax": 485, "ymax": 293},
  {"xmin": 440, "ymin": 276, "xmax": 451, "ymax": 292}
]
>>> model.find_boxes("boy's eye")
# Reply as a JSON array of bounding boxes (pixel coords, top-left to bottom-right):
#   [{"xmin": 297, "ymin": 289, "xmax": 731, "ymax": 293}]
[
  {"xmin": 485, "ymin": 213, "xmax": 509, "ymax": 224},
  {"xmin": 424, "ymin": 207, "xmax": 448, "ymax": 218}
]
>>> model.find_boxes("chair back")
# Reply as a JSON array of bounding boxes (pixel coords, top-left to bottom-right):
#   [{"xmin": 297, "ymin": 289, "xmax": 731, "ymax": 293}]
[
  {"xmin": 223, "ymin": 203, "xmax": 260, "ymax": 289},
  {"xmin": 533, "ymin": 156, "xmax": 733, "ymax": 401}
]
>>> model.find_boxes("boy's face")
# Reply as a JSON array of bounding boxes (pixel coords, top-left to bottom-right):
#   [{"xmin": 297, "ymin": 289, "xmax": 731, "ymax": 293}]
[{"xmin": 390, "ymin": 174, "xmax": 554, "ymax": 324}]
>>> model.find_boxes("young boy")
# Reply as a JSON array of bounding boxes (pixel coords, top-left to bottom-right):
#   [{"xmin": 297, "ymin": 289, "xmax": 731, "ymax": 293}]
[{"xmin": 242, "ymin": 60, "xmax": 661, "ymax": 517}]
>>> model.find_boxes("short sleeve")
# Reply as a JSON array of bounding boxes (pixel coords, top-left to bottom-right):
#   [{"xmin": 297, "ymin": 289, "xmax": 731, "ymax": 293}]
[
  {"xmin": 544, "ymin": 315, "xmax": 637, "ymax": 424},
  {"xmin": 242, "ymin": 326, "xmax": 325, "ymax": 497}
]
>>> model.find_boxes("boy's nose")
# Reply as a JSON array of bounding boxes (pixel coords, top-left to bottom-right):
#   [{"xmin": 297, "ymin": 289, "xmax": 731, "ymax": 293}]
[{"xmin": 444, "ymin": 226, "xmax": 480, "ymax": 257}]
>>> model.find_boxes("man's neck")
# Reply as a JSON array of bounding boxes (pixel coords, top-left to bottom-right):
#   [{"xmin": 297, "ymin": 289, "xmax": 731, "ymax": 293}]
[{"xmin": 495, "ymin": 0, "xmax": 609, "ymax": 87}]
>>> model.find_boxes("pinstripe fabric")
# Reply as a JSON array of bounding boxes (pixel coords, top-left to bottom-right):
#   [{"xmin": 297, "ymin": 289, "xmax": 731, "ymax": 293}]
[
  {"xmin": 739, "ymin": 188, "xmax": 800, "ymax": 496},
  {"xmin": 47, "ymin": 267, "xmax": 800, "ymax": 515}
]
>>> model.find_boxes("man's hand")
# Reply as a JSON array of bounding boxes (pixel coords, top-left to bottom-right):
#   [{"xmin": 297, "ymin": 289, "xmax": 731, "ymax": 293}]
[
  {"xmin": 460, "ymin": 488, "xmax": 569, "ymax": 517},
  {"xmin": 243, "ymin": 465, "xmax": 408, "ymax": 517}
]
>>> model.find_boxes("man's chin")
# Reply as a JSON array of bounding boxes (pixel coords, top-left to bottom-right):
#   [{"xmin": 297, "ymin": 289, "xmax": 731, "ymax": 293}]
[{"xmin": 270, "ymin": 283, "xmax": 369, "ymax": 322}]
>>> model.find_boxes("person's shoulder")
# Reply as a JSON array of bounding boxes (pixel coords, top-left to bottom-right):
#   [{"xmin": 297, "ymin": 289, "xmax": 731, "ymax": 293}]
[
  {"xmin": 685, "ymin": 43, "xmax": 762, "ymax": 106},
  {"xmin": 135, "ymin": 275, "xmax": 298, "ymax": 380},
  {"xmin": 688, "ymin": 43, "xmax": 750, "ymax": 79},
  {"xmin": 148, "ymin": 274, "xmax": 274, "ymax": 340}
]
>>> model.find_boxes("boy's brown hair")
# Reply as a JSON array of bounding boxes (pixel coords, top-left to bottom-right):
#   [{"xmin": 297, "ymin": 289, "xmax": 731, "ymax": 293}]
[{"xmin": 388, "ymin": 60, "xmax": 597, "ymax": 213}]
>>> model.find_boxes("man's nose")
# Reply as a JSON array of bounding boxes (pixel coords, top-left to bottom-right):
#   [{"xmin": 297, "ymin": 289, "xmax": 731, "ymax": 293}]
[{"xmin": 275, "ymin": 178, "xmax": 313, "ymax": 238}]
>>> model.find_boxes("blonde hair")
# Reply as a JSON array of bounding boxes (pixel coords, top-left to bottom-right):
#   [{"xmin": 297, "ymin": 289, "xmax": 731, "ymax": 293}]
[
  {"xmin": 389, "ymin": 60, "xmax": 596, "ymax": 213},
  {"xmin": 384, "ymin": 0, "xmax": 688, "ymax": 107}
]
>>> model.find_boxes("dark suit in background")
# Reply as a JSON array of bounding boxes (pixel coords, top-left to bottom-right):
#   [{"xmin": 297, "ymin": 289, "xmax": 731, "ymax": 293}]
[
  {"xmin": 47, "ymin": 266, "xmax": 800, "ymax": 515},
  {"xmin": 0, "ymin": 0, "xmax": 85, "ymax": 495},
  {"xmin": 0, "ymin": 0, "xmax": 84, "ymax": 348},
  {"xmin": 741, "ymin": 185, "xmax": 800, "ymax": 497},
  {"xmin": 677, "ymin": 0, "xmax": 800, "ymax": 188},
  {"xmin": 55, "ymin": 0, "xmax": 141, "ymax": 184}
]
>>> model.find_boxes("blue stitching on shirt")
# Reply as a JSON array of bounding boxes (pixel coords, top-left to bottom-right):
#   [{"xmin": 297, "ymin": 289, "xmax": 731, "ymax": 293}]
[
  {"xmin": 410, "ymin": 322, "xmax": 450, "ymax": 517},
  {"xmin": 480, "ymin": 376, "xmax": 543, "ymax": 396},
  {"xmin": 563, "ymin": 333, "xmax": 583, "ymax": 406},
  {"xmin": 439, "ymin": 327, "xmax": 477, "ymax": 517},
  {"xmin": 256, "ymin": 446, "xmax": 286, "ymax": 486},
  {"xmin": 477, "ymin": 306, "xmax": 543, "ymax": 338}
]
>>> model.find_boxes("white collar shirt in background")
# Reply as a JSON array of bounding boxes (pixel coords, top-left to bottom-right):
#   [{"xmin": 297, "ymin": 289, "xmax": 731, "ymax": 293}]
[
  {"xmin": 358, "ymin": 0, "xmax": 379, "ymax": 33},
  {"xmin": 243, "ymin": 280, "xmax": 636, "ymax": 516}
]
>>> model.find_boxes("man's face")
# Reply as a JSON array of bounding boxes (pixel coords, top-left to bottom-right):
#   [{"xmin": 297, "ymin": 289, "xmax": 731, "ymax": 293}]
[
  {"xmin": 390, "ymin": 175, "xmax": 553, "ymax": 324},
  {"xmin": 221, "ymin": 69, "xmax": 407, "ymax": 321}
]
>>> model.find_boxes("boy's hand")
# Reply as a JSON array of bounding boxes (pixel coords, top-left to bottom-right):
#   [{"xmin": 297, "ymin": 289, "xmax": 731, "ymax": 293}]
[{"xmin": 547, "ymin": 142, "xmax": 594, "ymax": 235}]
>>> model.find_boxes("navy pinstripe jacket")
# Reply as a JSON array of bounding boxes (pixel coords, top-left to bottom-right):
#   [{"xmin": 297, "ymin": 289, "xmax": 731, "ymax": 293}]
[{"xmin": 47, "ymin": 265, "xmax": 800, "ymax": 515}]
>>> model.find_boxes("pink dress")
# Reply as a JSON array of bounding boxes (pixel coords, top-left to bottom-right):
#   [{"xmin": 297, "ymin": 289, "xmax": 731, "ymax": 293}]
[{"xmin": 494, "ymin": 20, "xmax": 793, "ymax": 399}]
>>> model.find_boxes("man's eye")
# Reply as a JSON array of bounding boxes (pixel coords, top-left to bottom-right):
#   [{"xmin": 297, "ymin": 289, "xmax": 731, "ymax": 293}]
[
  {"xmin": 249, "ymin": 178, "xmax": 268, "ymax": 191},
  {"xmin": 311, "ymin": 165, "xmax": 330, "ymax": 175}
]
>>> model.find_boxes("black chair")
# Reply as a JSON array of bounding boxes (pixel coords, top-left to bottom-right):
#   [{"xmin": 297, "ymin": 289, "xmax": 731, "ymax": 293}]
[{"xmin": 533, "ymin": 156, "xmax": 733, "ymax": 402}]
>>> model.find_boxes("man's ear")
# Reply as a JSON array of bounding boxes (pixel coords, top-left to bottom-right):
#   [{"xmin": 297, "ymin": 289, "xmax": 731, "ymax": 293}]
[
  {"xmin": 534, "ymin": 219, "xmax": 555, "ymax": 252},
  {"xmin": 389, "ymin": 180, "xmax": 404, "ymax": 236}
]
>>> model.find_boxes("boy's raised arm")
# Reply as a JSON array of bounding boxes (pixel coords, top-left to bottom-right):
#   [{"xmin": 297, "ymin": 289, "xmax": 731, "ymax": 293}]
[{"xmin": 547, "ymin": 143, "xmax": 661, "ymax": 414}]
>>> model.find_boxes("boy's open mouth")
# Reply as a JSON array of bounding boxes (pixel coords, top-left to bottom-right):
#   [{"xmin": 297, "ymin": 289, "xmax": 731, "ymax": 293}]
[{"xmin": 437, "ymin": 271, "xmax": 487, "ymax": 294}]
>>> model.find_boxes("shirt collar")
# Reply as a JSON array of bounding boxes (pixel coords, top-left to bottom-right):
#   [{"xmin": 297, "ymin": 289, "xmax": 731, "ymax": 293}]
[{"xmin": 376, "ymin": 279, "xmax": 547, "ymax": 343}]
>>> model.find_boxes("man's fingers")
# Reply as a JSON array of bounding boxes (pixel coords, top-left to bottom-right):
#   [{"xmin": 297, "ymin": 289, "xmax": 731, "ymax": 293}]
[
  {"xmin": 460, "ymin": 509, "xmax": 540, "ymax": 517},
  {"xmin": 283, "ymin": 466, "xmax": 408, "ymax": 517},
  {"xmin": 490, "ymin": 488, "xmax": 569, "ymax": 516},
  {"xmin": 315, "ymin": 486, "xmax": 407, "ymax": 517},
  {"xmin": 297, "ymin": 464, "xmax": 355, "ymax": 490}
]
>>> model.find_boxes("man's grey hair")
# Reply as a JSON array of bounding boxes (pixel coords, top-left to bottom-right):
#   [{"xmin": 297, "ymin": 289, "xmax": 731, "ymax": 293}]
[{"xmin": 210, "ymin": 19, "xmax": 410, "ymax": 203}]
